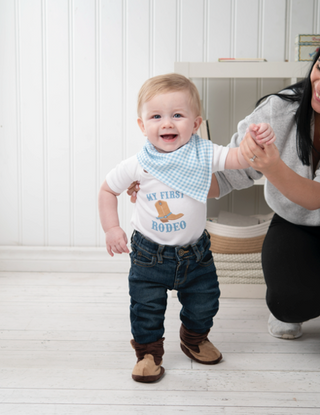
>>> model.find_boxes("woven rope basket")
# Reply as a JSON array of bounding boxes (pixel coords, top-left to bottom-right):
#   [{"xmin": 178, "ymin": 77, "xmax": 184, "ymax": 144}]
[
  {"xmin": 213, "ymin": 252, "xmax": 264, "ymax": 284},
  {"xmin": 208, "ymin": 232, "xmax": 265, "ymax": 254},
  {"xmin": 206, "ymin": 216, "xmax": 270, "ymax": 284}
]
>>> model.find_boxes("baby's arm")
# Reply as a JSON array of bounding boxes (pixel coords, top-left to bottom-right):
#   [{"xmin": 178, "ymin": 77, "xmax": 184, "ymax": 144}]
[
  {"xmin": 98, "ymin": 181, "xmax": 129, "ymax": 256},
  {"xmin": 248, "ymin": 123, "xmax": 276, "ymax": 147},
  {"xmin": 225, "ymin": 147, "xmax": 249, "ymax": 169}
]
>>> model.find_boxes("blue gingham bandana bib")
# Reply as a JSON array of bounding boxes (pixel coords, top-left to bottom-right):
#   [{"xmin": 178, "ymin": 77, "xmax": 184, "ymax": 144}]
[{"xmin": 137, "ymin": 135, "xmax": 213, "ymax": 203}]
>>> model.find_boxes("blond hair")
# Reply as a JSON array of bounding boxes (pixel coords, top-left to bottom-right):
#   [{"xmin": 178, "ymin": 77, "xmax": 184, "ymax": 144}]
[{"xmin": 137, "ymin": 73, "xmax": 201, "ymax": 117}]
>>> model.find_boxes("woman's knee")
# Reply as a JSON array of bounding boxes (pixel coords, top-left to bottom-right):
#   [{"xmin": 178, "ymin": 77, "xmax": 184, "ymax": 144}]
[{"xmin": 266, "ymin": 289, "xmax": 320, "ymax": 323}]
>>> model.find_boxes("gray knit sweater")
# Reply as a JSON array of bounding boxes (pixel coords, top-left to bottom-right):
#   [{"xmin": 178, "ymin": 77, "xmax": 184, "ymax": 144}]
[{"xmin": 215, "ymin": 94, "xmax": 320, "ymax": 226}]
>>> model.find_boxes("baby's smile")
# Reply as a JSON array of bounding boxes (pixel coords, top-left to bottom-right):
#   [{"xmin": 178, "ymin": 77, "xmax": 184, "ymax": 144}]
[{"xmin": 160, "ymin": 134, "xmax": 178, "ymax": 140}]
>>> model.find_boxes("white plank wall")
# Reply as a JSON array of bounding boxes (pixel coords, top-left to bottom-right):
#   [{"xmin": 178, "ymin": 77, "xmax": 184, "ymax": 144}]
[{"xmin": 1, "ymin": 0, "xmax": 320, "ymax": 250}]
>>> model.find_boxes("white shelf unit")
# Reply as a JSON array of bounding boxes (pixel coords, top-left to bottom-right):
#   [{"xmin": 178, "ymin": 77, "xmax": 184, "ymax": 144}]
[
  {"xmin": 174, "ymin": 61, "xmax": 309, "ymax": 186},
  {"xmin": 174, "ymin": 61, "xmax": 309, "ymax": 82}
]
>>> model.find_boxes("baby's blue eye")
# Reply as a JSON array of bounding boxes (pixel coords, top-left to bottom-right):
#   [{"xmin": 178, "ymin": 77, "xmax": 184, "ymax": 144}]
[
  {"xmin": 173, "ymin": 113, "xmax": 182, "ymax": 118},
  {"xmin": 153, "ymin": 114, "xmax": 161, "ymax": 119}
]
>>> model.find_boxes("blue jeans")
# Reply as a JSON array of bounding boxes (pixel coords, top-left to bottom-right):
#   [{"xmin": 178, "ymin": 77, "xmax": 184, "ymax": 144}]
[{"xmin": 129, "ymin": 230, "xmax": 220, "ymax": 344}]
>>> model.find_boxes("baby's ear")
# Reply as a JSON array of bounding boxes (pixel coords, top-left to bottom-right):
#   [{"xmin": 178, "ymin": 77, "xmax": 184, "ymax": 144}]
[
  {"xmin": 193, "ymin": 116, "xmax": 202, "ymax": 133},
  {"xmin": 137, "ymin": 118, "xmax": 147, "ymax": 136}
]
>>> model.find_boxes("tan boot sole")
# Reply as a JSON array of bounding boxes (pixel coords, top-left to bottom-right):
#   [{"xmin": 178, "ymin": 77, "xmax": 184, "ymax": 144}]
[
  {"xmin": 180, "ymin": 342, "xmax": 222, "ymax": 365},
  {"xmin": 132, "ymin": 366, "xmax": 165, "ymax": 383}
]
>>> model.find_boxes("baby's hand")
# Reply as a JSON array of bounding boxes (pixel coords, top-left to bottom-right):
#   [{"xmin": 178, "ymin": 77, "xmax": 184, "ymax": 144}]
[
  {"xmin": 105, "ymin": 226, "xmax": 129, "ymax": 257},
  {"xmin": 127, "ymin": 180, "xmax": 140, "ymax": 204},
  {"xmin": 248, "ymin": 123, "xmax": 276, "ymax": 147}
]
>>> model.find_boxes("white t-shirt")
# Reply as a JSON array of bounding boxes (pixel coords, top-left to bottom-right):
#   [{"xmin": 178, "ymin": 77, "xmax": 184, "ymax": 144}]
[{"xmin": 106, "ymin": 144, "xmax": 228, "ymax": 246}]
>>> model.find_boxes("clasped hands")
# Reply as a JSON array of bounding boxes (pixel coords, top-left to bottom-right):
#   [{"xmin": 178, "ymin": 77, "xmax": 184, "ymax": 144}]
[{"xmin": 242, "ymin": 123, "xmax": 280, "ymax": 173}]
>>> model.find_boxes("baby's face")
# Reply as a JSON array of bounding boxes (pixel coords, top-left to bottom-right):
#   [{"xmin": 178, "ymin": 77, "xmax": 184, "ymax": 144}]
[{"xmin": 137, "ymin": 90, "xmax": 202, "ymax": 153}]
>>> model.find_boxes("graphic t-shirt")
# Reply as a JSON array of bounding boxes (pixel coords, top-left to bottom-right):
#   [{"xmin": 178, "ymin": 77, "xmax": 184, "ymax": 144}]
[{"xmin": 106, "ymin": 144, "xmax": 228, "ymax": 246}]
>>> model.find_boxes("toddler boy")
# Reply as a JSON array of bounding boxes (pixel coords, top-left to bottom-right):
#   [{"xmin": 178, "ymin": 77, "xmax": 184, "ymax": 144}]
[{"xmin": 98, "ymin": 73, "xmax": 275, "ymax": 383}]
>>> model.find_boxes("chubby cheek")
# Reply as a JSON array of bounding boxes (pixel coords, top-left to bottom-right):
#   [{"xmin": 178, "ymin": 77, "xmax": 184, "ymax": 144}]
[{"xmin": 143, "ymin": 123, "xmax": 154, "ymax": 137}]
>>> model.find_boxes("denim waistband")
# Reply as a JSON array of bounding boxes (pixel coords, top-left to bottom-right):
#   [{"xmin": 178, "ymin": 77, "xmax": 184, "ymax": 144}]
[{"xmin": 130, "ymin": 229, "xmax": 211, "ymax": 263}]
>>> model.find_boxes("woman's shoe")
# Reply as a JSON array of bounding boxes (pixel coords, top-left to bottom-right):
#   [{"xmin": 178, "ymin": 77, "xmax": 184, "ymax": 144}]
[{"xmin": 267, "ymin": 313, "xmax": 302, "ymax": 339}]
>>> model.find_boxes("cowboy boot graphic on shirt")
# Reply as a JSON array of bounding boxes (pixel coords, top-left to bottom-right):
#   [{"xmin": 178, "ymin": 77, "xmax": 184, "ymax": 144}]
[{"xmin": 155, "ymin": 200, "xmax": 184, "ymax": 223}]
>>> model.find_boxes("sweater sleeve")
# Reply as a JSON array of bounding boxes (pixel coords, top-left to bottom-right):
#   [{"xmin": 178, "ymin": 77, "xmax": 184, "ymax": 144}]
[
  {"xmin": 214, "ymin": 99, "xmax": 275, "ymax": 199},
  {"xmin": 314, "ymin": 164, "xmax": 320, "ymax": 183}
]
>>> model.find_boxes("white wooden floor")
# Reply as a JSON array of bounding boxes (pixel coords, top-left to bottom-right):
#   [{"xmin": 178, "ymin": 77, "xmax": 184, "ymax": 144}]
[{"xmin": 1, "ymin": 272, "xmax": 320, "ymax": 415}]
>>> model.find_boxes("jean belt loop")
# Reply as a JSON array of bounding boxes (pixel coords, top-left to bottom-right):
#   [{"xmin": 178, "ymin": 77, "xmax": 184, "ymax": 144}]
[
  {"xmin": 157, "ymin": 245, "xmax": 164, "ymax": 264},
  {"xmin": 192, "ymin": 244, "xmax": 201, "ymax": 262}
]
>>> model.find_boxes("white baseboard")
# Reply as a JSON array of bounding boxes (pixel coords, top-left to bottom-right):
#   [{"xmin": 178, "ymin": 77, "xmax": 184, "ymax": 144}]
[
  {"xmin": 219, "ymin": 283, "xmax": 266, "ymax": 299},
  {"xmin": 171, "ymin": 284, "xmax": 266, "ymax": 299},
  {"xmin": 0, "ymin": 246, "xmax": 130, "ymax": 273}
]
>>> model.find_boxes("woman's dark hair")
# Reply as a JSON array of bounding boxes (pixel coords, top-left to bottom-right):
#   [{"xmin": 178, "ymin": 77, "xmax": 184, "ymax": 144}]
[{"xmin": 256, "ymin": 48, "xmax": 320, "ymax": 165}]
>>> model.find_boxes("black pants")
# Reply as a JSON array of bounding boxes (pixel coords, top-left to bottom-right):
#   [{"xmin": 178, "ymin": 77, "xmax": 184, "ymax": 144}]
[{"xmin": 262, "ymin": 213, "xmax": 320, "ymax": 323}]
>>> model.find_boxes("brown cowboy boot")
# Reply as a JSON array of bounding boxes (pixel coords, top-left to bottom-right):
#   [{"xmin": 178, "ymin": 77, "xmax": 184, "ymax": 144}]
[
  {"xmin": 130, "ymin": 338, "xmax": 165, "ymax": 383},
  {"xmin": 180, "ymin": 324, "xmax": 222, "ymax": 365},
  {"xmin": 155, "ymin": 200, "xmax": 184, "ymax": 223}
]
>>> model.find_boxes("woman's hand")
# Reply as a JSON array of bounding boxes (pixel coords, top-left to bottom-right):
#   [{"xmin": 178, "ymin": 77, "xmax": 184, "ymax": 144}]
[
  {"xmin": 240, "ymin": 131, "xmax": 280, "ymax": 174},
  {"xmin": 127, "ymin": 181, "xmax": 140, "ymax": 203}
]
